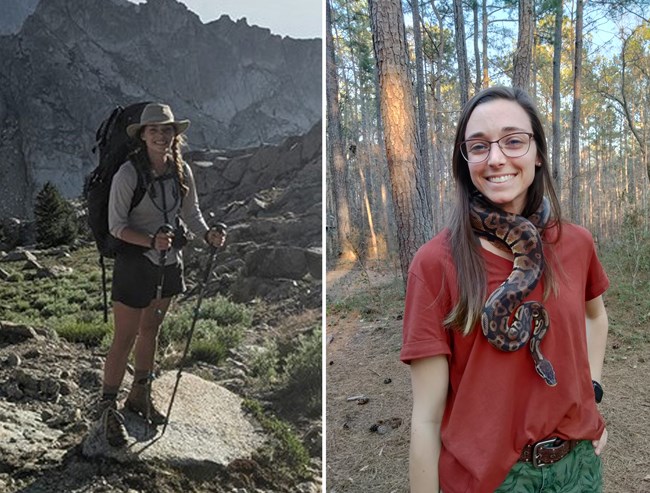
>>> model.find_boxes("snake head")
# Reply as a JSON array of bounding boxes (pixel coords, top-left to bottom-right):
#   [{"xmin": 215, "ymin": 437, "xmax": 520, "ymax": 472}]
[{"xmin": 535, "ymin": 359, "xmax": 557, "ymax": 387}]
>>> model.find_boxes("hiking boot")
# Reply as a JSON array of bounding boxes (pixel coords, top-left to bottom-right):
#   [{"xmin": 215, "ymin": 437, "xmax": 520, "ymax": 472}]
[
  {"xmin": 97, "ymin": 399, "xmax": 128, "ymax": 448},
  {"xmin": 124, "ymin": 380, "xmax": 166, "ymax": 426}
]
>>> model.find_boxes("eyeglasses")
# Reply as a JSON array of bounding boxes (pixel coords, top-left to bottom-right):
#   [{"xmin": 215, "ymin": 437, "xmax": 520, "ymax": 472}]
[{"xmin": 460, "ymin": 132, "xmax": 534, "ymax": 164}]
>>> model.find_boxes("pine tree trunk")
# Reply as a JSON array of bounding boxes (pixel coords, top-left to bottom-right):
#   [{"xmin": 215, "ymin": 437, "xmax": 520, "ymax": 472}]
[
  {"xmin": 369, "ymin": 0, "xmax": 434, "ymax": 283},
  {"xmin": 411, "ymin": 0, "xmax": 431, "ymax": 207},
  {"xmin": 453, "ymin": 0, "xmax": 469, "ymax": 104},
  {"xmin": 569, "ymin": 0, "xmax": 583, "ymax": 222},
  {"xmin": 326, "ymin": 0, "xmax": 355, "ymax": 260},
  {"xmin": 430, "ymin": 0, "xmax": 446, "ymax": 232},
  {"xmin": 512, "ymin": 0, "xmax": 534, "ymax": 91},
  {"xmin": 551, "ymin": 0, "xmax": 562, "ymax": 192},
  {"xmin": 472, "ymin": 0, "xmax": 481, "ymax": 94},
  {"xmin": 482, "ymin": 0, "xmax": 489, "ymax": 87}
]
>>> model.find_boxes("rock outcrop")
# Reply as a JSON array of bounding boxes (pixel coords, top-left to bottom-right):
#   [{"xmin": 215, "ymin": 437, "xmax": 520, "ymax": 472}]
[
  {"xmin": 0, "ymin": 320, "xmax": 269, "ymax": 492},
  {"xmin": 187, "ymin": 121, "xmax": 322, "ymax": 305},
  {"xmin": 0, "ymin": 0, "xmax": 321, "ymax": 219}
]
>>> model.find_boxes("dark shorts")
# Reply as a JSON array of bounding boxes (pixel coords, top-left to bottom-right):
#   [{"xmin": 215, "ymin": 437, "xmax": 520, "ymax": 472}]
[{"xmin": 111, "ymin": 251, "xmax": 185, "ymax": 309}]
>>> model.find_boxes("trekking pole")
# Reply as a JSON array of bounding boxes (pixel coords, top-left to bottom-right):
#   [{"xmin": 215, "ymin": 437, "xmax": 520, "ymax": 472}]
[
  {"xmin": 142, "ymin": 223, "xmax": 174, "ymax": 436},
  {"xmin": 154, "ymin": 224, "xmax": 174, "ymax": 318},
  {"xmin": 159, "ymin": 222, "xmax": 227, "ymax": 438}
]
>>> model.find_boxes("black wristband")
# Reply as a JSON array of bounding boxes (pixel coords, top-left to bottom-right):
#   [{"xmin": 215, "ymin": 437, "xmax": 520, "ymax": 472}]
[{"xmin": 592, "ymin": 380, "xmax": 603, "ymax": 403}]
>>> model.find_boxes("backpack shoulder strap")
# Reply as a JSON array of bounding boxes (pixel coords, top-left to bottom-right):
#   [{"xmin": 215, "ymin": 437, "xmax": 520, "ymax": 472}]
[
  {"xmin": 130, "ymin": 168, "xmax": 148, "ymax": 212},
  {"xmin": 127, "ymin": 151, "xmax": 151, "ymax": 212}
]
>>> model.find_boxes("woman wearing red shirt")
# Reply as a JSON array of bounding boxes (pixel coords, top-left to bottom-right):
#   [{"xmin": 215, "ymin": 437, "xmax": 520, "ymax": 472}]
[{"xmin": 401, "ymin": 86, "xmax": 609, "ymax": 492}]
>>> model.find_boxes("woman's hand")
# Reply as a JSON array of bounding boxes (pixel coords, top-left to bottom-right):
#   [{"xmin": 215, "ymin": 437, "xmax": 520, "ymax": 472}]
[
  {"xmin": 151, "ymin": 229, "xmax": 174, "ymax": 251},
  {"xmin": 205, "ymin": 226, "xmax": 226, "ymax": 248},
  {"xmin": 592, "ymin": 427, "xmax": 608, "ymax": 456}
]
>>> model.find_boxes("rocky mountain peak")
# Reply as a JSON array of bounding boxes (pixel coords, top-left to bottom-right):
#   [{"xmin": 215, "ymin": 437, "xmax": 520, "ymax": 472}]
[{"xmin": 0, "ymin": 0, "xmax": 321, "ymax": 220}]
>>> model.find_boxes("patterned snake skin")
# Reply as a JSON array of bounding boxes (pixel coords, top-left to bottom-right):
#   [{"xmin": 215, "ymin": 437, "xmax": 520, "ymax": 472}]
[{"xmin": 470, "ymin": 194, "xmax": 557, "ymax": 386}]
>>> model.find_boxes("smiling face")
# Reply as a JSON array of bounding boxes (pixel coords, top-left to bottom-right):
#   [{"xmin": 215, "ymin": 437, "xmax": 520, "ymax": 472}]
[
  {"xmin": 464, "ymin": 99, "xmax": 539, "ymax": 214},
  {"xmin": 140, "ymin": 124, "xmax": 176, "ymax": 156}
]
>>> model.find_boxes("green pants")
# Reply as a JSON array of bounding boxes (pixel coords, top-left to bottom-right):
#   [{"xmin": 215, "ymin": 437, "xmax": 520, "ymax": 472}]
[{"xmin": 494, "ymin": 440, "xmax": 602, "ymax": 493}]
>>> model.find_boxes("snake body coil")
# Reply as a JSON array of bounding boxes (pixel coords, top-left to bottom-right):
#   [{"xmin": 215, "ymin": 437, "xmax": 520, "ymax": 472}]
[{"xmin": 470, "ymin": 194, "xmax": 557, "ymax": 387}]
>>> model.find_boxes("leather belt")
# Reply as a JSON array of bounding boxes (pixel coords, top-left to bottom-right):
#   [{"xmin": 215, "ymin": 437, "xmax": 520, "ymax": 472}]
[{"xmin": 519, "ymin": 438, "xmax": 578, "ymax": 468}]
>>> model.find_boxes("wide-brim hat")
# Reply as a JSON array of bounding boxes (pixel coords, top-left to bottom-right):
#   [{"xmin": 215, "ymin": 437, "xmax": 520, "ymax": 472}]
[{"xmin": 126, "ymin": 103, "xmax": 190, "ymax": 138}]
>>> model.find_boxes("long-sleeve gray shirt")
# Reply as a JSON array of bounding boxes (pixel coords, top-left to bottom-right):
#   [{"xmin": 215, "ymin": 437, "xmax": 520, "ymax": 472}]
[{"xmin": 108, "ymin": 160, "xmax": 209, "ymax": 265}]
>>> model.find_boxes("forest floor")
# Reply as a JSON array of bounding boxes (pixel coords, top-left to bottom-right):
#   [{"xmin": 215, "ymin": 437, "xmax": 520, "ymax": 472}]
[{"xmin": 325, "ymin": 257, "xmax": 650, "ymax": 493}]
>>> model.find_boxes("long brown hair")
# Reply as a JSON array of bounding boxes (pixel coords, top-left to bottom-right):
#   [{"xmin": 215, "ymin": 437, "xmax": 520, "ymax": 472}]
[
  {"xmin": 170, "ymin": 133, "xmax": 189, "ymax": 197},
  {"xmin": 445, "ymin": 86, "xmax": 563, "ymax": 335}
]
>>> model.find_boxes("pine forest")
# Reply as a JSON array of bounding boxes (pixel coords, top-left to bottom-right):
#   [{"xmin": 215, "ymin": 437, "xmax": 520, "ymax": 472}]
[{"xmin": 326, "ymin": 0, "xmax": 650, "ymax": 276}]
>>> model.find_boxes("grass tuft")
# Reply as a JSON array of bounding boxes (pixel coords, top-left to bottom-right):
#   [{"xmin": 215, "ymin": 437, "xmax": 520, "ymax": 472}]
[{"xmin": 242, "ymin": 398, "xmax": 311, "ymax": 477}]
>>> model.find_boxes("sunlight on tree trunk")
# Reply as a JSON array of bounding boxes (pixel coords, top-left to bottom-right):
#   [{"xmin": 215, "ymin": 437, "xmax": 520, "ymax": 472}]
[{"xmin": 369, "ymin": 0, "xmax": 434, "ymax": 283}]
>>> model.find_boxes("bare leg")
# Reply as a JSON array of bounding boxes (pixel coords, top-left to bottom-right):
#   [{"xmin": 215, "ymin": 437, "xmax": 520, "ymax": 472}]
[
  {"xmin": 103, "ymin": 301, "xmax": 143, "ymax": 389},
  {"xmin": 133, "ymin": 297, "xmax": 172, "ymax": 373},
  {"xmin": 124, "ymin": 297, "xmax": 172, "ymax": 425}
]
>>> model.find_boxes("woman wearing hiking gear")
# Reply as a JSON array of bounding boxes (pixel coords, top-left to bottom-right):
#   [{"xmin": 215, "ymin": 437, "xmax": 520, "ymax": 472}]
[
  {"xmin": 401, "ymin": 87, "xmax": 609, "ymax": 492},
  {"xmin": 97, "ymin": 103, "xmax": 226, "ymax": 447}
]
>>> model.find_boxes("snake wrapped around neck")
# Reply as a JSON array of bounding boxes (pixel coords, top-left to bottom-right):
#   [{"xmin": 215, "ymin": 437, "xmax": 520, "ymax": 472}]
[{"xmin": 469, "ymin": 194, "xmax": 557, "ymax": 387}]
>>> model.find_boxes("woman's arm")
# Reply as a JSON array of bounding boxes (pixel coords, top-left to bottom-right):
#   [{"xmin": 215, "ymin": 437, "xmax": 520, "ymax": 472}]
[
  {"xmin": 586, "ymin": 295, "xmax": 609, "ymax": 455},
  {"xmin": 179, "ymin": 163, "xmax": 209, "ymax": 237},
  {"xmin": 409, "ymin": 355, "xmax": 449, "ymax": 493},
  {"xmin": 585, "ymin": 295, "xmax": 608, "ymax": 383}
]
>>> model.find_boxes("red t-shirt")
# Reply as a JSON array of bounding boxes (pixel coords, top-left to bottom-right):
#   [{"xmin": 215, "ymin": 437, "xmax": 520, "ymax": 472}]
[{"xmin": 401, "ymin": 223, "xmax": 609, "ymax": 493}]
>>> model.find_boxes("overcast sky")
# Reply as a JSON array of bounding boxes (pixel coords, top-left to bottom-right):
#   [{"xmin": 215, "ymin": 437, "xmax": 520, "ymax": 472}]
[{"xmin": 130, "ymin": 0, "xmax": 322, "ymax": 39}]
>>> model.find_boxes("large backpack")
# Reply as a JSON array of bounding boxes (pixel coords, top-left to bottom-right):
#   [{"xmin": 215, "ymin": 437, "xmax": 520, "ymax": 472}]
[
  {"xmin": 85, "ymin": 101, "xmax": 152, "ymax": 258},
  {"xmin": 84, "ymin": 102, "xmax": 151, "ymax": 321}
]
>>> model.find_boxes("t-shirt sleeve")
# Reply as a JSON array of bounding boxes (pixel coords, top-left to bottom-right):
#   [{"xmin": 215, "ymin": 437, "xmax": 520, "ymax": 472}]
[
  {"xmin": 108, "ymin": 162, "xmax": 138, "ymax": 239},
  {"xmin": 585, "ymin": 236, "xmax": 609, "ymax": 301},
  {"xmin": 180, "ymin": 163, "xmax": 209, "ymax": 237},
  {"xmin": 401, "ymin": 252, "xmax": 452, "ymax": 364}
]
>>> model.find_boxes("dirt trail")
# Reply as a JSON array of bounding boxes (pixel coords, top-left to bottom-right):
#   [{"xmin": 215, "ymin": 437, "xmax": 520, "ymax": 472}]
[{"xmin": 325, "ymin": 266, "xmax": 650, "ymax": 493}]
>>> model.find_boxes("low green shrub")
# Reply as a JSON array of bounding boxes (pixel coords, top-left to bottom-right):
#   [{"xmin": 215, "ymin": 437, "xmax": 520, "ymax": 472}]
[
  {"xmin": 243, "ymin": 399, "xmax": 310, "ymax": 476},
  {"xmin": 189, "ymin": 323, "xmax": 245, "ymax": 365},
  {"xmin": 279, "ymin": 326, "xmax": 321, "ymax": 416},
  {"xmin": 199, "ymin": 295, "xmax": 252, "ymax": 327},
  {"xmin": 249, "ymin": 341, "xmax": 280, "ymax": 385},
  {"xmin": 51, "ymin": 317, "xmax": 112, "ymax": 346}
]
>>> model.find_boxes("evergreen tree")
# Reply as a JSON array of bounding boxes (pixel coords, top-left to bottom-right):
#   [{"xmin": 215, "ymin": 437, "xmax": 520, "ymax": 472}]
[{"xmin": 34, "ymin": 182, "xmax": 78, "ymax": 248}]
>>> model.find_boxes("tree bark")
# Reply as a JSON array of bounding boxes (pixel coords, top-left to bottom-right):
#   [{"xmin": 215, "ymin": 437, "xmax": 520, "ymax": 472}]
[
  {"xmin": 482, "ymin": 0, "xmax": 489, "ymax": 87},
  {"xmin": 551, "ymin": 0, "xmax": 562, "ymax": 191},
  {"xmin": 326, "ymin": 0, "xmax": 355, "ymax": 260},
  {"xmin": 453, "ymin": 0, "xmax": 470, "ymax": 104},
  {"xmin": 569, "ymin": 0, "xmax": 584, "ymax": 222},
  {"xmin": 512, "ymin": 0, "xmax": 534, "ymax": 91},
  {"xmin": 430, "ymin": 0, "xmax": 446, "ymax": 232},
  {"xmin": 369, "ymin": 0, "xmax": 434, "ymax": 283},
  {"xmin": 411, "ymin": 0, "xmax": 431, "ymax": 197},
  {"xmin": 472, "ymin": 0, "xmax": 481, "ymax": 93}
]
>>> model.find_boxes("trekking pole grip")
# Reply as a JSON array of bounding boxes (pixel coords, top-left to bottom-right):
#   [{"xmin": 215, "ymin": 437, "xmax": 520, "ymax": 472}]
[
  {"xmin": 155, "ymin": 223, "xmax": 174, "ymax": 260},
  {"xmin": 204, "ymin": 221, "xmax": 227, "ymax": 251}
]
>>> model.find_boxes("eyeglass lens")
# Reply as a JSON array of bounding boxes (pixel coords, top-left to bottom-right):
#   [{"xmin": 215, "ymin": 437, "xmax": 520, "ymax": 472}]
[{"xmin": 462, "ymin": 133, "xmax": 532, "ymax": 163}]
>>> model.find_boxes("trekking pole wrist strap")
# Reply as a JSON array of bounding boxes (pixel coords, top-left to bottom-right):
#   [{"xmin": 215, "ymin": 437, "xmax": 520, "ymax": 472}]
[{"xmin": 149, "ymin": 234, "xmax": 156, "ymax": 250}]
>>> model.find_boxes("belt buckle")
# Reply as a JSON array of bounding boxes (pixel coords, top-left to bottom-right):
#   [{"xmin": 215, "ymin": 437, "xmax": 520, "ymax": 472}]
[{"xmin": 531, "ymin": 438, "xmax": 559, "ymax": 469}]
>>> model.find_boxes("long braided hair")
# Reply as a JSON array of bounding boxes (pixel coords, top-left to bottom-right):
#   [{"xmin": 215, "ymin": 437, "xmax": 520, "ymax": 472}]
[{"xmin": 170, "ymin": 132, "xmax": 189, "ymax": 197}]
